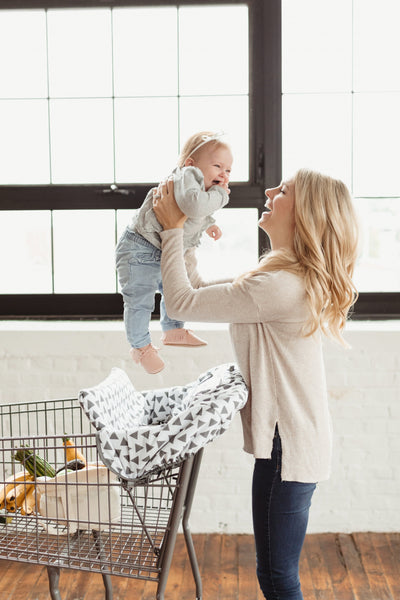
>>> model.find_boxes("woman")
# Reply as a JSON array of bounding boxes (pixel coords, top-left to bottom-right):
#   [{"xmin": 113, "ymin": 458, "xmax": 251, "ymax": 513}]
[{"xmin": 153, "ymin": 169, "xmax": 359, "ymax": 600}]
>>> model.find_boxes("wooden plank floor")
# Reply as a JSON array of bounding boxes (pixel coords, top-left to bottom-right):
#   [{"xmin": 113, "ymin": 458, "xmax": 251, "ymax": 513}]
[{"xmin": 0, "ymin": 533, "xmax": 399, "ymax": 599}]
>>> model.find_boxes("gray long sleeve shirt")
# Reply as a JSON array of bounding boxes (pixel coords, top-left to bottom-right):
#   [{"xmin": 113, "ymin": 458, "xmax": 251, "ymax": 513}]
[{"xmin": 130, "ymin": 166, "xmax": 229, "ymax": 250}]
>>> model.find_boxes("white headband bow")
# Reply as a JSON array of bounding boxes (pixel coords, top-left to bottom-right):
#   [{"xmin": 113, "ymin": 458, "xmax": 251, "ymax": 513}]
[{"xmin": 187, "ymin": 131, "xmax": 226, "ymax": 159}]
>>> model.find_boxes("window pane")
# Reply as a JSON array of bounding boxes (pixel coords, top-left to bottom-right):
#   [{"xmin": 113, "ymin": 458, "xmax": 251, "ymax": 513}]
[
  {"xmin": 113, "ymin": 7, "xmax": 178, "ymax": 96},
  {"xmin": 0, "ymin": 100, "xmax": 50, "ymax": 184},
  {"xmin": 282, "ymin": 0, "xmax": 352, "ymax": 93},
  {"xmin": 47, "ymin": 9, "xmax": 112, "ymax": 97},
  {"xmin": 0, "ymin": 211, "xmax": 52, "ymax": 294},
  {"xmin": 0, "ymin": 10, "xmax": 47, "ymax": 98},
  {"xmin": 195, "ymin": 208, "xmax": 259, "ymax": 280},
  {"xmin": 117, "ymin": 209, "xmax": 135, "ymax": 240},
  {"xmin": 114, "ymin": 97, "xmax": 178, "ymax": 183},
  {"xmin": 354, "ymin": 0, "xmax": 400, "ymax": 92},
  {"xmin": 179, "ymin": 5, "xmax": 248, "ymax": 95},
  {"xmin": 282, "ymin": 94, "xmax": 352, "ymax": 187},
  {"xmin": 50, "ymin": 99, "xmax": 114, "ymax": 184},
  {"xmin": 53, "ymin": 210, "xmax": 116, "ymax": 293},
  {"xmin": 353, "ymin": 93, "xmax": 400, "ymax": 197},
  {"xmin": 354, "ymin": 198, "xmax": 400, "ymax": 292},
  {"xmin": 179, "ymin": 96, "xmax": 249, "ymax": 182}
]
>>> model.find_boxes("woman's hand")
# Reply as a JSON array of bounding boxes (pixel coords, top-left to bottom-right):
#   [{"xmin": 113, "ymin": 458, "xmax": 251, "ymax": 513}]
[{"xmin": 152, "ymin": 179, "xmax": 187, "ymax": 230}]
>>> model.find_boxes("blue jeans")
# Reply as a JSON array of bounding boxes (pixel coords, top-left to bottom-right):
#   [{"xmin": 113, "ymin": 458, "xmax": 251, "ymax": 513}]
[
  {"xmin": 115, "ymin": 229, "xmax": 184, "ymax": 348},
  {"xmin": 252, "ymin": 430, "xmax": 316, "ymax": 600}
]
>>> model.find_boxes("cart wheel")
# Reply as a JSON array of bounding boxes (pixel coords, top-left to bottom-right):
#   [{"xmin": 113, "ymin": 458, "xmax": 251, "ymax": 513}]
[{"xmin": 47, "ymin": 565, "xmax": 62, "ymax": 600}]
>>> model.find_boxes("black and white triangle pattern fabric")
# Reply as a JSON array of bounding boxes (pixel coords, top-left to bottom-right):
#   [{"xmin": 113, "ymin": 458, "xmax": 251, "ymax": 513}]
[{"xmin": 78, "ymin": 363, "xmax": 248, "ymax": 481}]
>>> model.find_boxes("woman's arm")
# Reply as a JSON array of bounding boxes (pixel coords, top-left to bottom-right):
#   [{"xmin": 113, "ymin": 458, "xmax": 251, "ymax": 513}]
[
  {"xmin": 153, "ymin": 179, "xmax": 233, "ymax": 288},
  {"xmin": 160, "ymin": 229, "xmax": 261, "ymax": 323},
  {"xmin": 153, "ymin": 180, "xmax": 299, "ymax": 324}
]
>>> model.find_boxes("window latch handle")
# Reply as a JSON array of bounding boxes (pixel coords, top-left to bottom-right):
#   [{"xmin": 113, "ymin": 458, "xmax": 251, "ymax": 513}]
[{"xmin": 101, "ymin": 184, "xmax": 133, "ymax": 196}]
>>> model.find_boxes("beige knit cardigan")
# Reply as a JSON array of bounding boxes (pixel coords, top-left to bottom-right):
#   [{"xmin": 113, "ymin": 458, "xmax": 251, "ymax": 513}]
[{"xmin": 160, "ymin": 229, "xmax": 332, "ymax": 483}]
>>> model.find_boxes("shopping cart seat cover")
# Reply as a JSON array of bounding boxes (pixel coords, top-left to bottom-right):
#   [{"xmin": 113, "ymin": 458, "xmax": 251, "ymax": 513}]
[{"xmin": 78, "ymin": 363, "xmax": 248, "ymax": 480}]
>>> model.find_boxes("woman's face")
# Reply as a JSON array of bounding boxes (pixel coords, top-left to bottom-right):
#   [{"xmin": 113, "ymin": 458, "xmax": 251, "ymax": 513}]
[{"xmin": 259, "ymin": 180, "xmax": 296, "ymax": 249}]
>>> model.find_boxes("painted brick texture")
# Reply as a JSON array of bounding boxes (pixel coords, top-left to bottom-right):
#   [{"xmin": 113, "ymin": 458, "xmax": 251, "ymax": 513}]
[{"xmin": 0, "ymin": 321, "xmax": 399, "ymax": 533}]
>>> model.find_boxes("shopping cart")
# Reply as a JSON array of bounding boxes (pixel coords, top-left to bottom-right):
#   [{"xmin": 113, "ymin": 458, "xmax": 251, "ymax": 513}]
[{"xmin": 0, "ymin": 397, "xmax": 204, "ymax": 600}]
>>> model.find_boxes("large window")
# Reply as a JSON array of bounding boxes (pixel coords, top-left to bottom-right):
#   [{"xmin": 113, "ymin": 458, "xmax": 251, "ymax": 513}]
[
  {"xmin": 0, "ymin": 6, "xmax": 250, "ymax": 187},
  {"xmin": 0, "ymin": 0, "xmax": 398, "ymax": 318},
  {"xmin": 282, "ymin": 0, "xmax": 400, "ymax": 317},
  {"xmin": 0, "ymin": 0, "xmax": 268, "ymax": 317}
]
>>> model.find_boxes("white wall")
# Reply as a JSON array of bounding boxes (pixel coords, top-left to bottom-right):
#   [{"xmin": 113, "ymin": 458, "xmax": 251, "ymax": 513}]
[{"xmin": 0, "ymin": 320, "xmax": 399, "ymax": 533}]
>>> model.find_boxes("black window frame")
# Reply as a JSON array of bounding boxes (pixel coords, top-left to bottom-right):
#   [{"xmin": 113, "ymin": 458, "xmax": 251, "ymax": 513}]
[{"xmin": 0, "ymin": 0, "xmax": 397, "ymax": 320}]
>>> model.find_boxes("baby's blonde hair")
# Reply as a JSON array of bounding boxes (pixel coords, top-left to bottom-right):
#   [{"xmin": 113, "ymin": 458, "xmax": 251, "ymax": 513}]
[
  {"xmin": 178, "ymin": 131, "xmax": 230, "ymax": 167},
  {"xmin": 239, "ymin": 168, "xmax": 359, "ymax": 345}
]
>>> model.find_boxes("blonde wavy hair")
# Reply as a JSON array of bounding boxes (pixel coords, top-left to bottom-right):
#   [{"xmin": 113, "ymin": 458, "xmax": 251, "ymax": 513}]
[
  {"xmin": 177, "ymin": 131, "xmax": 230, "ymax": 167},
  {"xmin": 239, "ymin": 169, "xmax": 359, "ymax": 345}
]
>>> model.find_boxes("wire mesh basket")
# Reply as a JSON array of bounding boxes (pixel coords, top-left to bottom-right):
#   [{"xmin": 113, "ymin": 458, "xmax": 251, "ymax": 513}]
[{"xmin": 0, "ymin": 398, "xmax": 203, "ymax": 599}]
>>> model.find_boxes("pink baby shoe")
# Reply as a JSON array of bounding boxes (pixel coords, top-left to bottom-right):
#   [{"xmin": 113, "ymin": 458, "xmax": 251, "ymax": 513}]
[
  {"xmin": 130, "ymin": 344, "xmax": 165, "ymax": 374},
  {"xmin": 161, "ymin": 328, "xmax": 207, "ymax": 347}
]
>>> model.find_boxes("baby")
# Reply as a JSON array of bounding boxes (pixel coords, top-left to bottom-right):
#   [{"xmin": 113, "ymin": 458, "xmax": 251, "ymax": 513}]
[{"xmin": 116, "ymin": 131, "xmax": 233, "ymax": 374}]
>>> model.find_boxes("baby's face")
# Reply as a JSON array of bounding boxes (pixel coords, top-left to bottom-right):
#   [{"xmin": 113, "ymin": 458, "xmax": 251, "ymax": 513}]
[{"xmin": 192, "ymin": 146, "xmax": 233, "ymax": 191}]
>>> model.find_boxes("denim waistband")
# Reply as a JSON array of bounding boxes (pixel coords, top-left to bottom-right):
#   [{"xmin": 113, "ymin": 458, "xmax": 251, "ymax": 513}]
[{"xmin": 127, "ymin": 229, "xmax": 159, "ymax": 250}]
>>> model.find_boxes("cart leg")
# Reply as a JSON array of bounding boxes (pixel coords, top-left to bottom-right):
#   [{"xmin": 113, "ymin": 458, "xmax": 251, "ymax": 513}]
[
  {"xmin": 183, "ymin": 526, "xmax": 202, "ymax": 600},
  {"xmin": 157, "ymin": 453, "xmax": 204, "ymax": 600},
  {"xmin": 155, "ymin": 457, "xmax": 193, "ymax": 600},
  {"xmin": 182, "ymin": 449, "xmax": 203, "ymax": 600},
  {"xmin": 47, "ymin": 565, "xmax": 62, "ymax": 600},
  {"xmin": 101, "ymin": 572, "xmax": 113, "ymax": 600},
  {"xmin": 92, "ymin": 529, "xmax": 113, "ymax": 600}
]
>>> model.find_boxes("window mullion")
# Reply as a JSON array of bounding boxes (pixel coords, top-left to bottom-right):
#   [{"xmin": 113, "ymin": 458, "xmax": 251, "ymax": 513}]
[
  {"xmin": 45, "ymin": 9, "xmax": 53, "ymax": 184},
  {"xmin": 110, "ymin": 8, "xmax": 116, "ymax": 184},
  {"xmin": 50, "ymin": 209, "xmax": 55, "ymax": 293}
]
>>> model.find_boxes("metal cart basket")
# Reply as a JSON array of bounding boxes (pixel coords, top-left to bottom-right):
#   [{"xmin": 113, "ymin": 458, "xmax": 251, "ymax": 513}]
[{"xmin": 0, "ymin": 397, "xmax": 203, "ymax": 600}]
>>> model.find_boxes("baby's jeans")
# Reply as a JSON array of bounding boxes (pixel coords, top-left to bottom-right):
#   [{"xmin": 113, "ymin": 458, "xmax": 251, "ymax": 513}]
[
  {"xmin": 252, "ymin": 430, "xmax": 316, "ymax": 600},
  {"xmin": 115, "ymin": 229, "xmax": 184, "ymax": 348}
]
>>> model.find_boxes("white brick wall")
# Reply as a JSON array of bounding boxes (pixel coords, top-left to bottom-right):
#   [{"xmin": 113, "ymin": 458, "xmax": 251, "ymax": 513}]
[{"xmin": 0, "ymin": 320, "xmax": 399, "ymax": 533}]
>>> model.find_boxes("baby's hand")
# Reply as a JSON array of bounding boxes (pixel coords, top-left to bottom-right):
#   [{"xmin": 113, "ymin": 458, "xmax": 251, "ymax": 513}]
[
  {"xmin": 218, "ymin": 180, "xmax": 231, "ymax": 195},
  {"xmin": 206, "ymin": 224, "xmax": 222, "ymax": 241}
]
